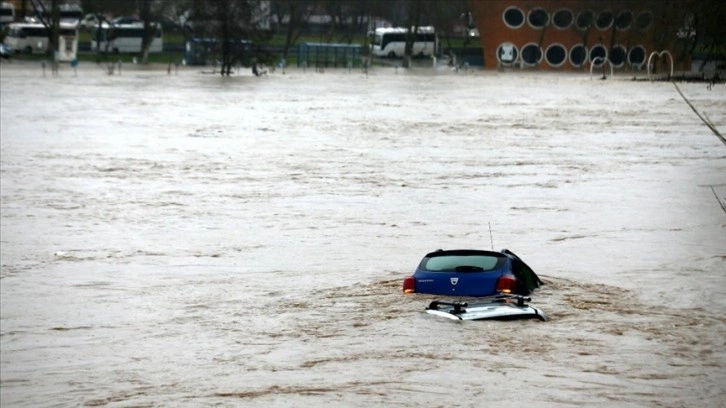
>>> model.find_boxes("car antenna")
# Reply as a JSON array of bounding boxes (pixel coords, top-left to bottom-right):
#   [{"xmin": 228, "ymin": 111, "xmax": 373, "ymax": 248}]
[{"xmin": 488, "ymin": 222, "xmax": 494, "ymax": 251}]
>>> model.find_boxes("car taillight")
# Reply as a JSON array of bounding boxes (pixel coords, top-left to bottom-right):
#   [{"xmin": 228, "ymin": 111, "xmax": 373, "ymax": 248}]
[
  {"xmin": 403, "ymin": 276, "xmax": 416, "ymax": 294},
  {"xmin": 496, "ymin": 276, "xmax": 517, "ymax": 294}
]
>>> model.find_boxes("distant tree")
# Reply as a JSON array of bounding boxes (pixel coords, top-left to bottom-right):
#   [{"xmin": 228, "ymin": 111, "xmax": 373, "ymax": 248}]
[
  {"xmin": 80, "ymin": 0, "xmax": 136, "ymax": 16},
  {"xmin": 191, "ymin": 0, "xmax": 271, "ymax": 76},
  {"xmin": 321, "ymin": 0, "xmax": 344, "ymax": 42},
  {"xmin": 270, "ymin": 0, "xmax": 315, "ymax": 61},
  {"xmin": 138, "ymin": 0, "xmax": 153, "ymax": 63},
  {"xmin": 158, "ymin": 0, "xmax": 193, "ymax": 32},
  {"xmin": 401, "ymin": 0, "xmax": 422, "ymax": 68},
  {"xmin": 29, "ymin": 0, "xmax": 59, "ymax": 59},
  {"xmin": 646, "ymin": 0, "xmax": 699, "ymax": 71},
  {"xmin": 359, "ymin": 0, "xmax": 398, "ymax": 26},
  {"xmin": 137, "ymin": 0, "xmax": 167, "ymax": 64},
  {"xmin": 424, "ymin": 0, "xmax": 469, "ymax": 59},
  {"xmin": 355, "ymin": 0, "xmax": 398, "ymax": 64},
  {"xmin": 19, "ymin": 0, "xmax": 28, "ymax": 21},
  {"xmin": 319, "ymin": 0, "xmax": 374, "ymax": 44},
  {"xmin": 137, "ymin": 0, "xmax": 191, "ymax": 64},
  {"xmin": 687, "ymin": 0, "xmax": 726, "ymax": 70}
]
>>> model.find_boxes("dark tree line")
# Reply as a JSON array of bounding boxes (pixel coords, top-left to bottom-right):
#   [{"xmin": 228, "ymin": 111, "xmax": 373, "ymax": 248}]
[
  {"xmin": 28, "ymin": 0, "xmax": 723, "ymax": 71},
  {"xmin": 187, "ymin": 0, "xmax": 472, "ymax": 71},
  {"xmin": 188, "ymin": 0, "xmax": 272, "ymax": 75},
  {"xmin": 678, "ymin": 0, "xmax": 726, "ymax": 69},
  {"xmin": 29, "ymin": 0, "xmax": 470, "ymax": 68}
]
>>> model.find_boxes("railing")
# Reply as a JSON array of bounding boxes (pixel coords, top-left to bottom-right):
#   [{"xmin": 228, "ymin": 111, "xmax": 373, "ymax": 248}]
[
  {"xmin": 589, "ymin": 56, "xmax": 613, "ymax": 79},
  {"xmin": 647, "ymin": 50, "xmax": 674, "ymax": 81}
]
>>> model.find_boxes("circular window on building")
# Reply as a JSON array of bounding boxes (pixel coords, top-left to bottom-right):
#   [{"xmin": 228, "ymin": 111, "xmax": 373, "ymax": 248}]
[
  {"xmin": 596, "ymin": 10, "xmax": 614, "ymax": 30},
  {"xmin": 615, "ymin": 11, "xmax": 633, "ymax": 30},
  {"xmin": 628, "ymin": 45, "xmax": 646, "ymax": 66},
  {"xmin": 528, "ymin": 7, "xmax": 549, "ymax": 29},
  {"xmin": 503, "ymin": 6, "xmax": 525, "ymax": 29},
  {"xmin": 589, "ymin": 44, "xmax": 608, "ymax": 66},
  {"xmin": 569, "ymin": 44, "xmax": 588, "ymax": 67},
  {"xmin": 497, "ymin": 42, "xmax": 519, "ymax": 65},
  {"xmin": 576, "ymin": 10, "xmax": 594, "ymax": 30},
  {"xmin": 608, "ymin": 45, "xmax": 627, "ymax": 67},
  {"xmin": 521, "ymin": 43, "xmax": 543, "ymax": 66},
  {"xmin": 635, "ymin": 11, "xmax": 653, "ymax": 31},
  {"xmin": 545, "ymin": 43, "xmax": 567, "ymax": 67},
  {"xmin": 552, "ymin": 9, "xmax": 573, "ymax": 29}
]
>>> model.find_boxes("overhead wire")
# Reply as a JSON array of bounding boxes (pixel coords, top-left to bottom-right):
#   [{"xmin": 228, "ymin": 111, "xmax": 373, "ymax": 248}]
[{"xmin": 672, "ymin": 81, "xmax": 725, "ymax": 146}]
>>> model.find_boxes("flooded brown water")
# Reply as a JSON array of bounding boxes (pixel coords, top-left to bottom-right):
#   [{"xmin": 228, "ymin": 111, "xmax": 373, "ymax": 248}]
[{"xmin": 1, "ymin": 60, "xmax": 725, "ymax": 407}]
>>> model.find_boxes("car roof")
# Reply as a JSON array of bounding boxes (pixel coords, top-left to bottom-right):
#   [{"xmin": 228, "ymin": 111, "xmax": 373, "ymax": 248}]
[
  {"xmin": 426, "ymin": 297, "xmax": 547, "ymax": 321},
  {"xmin": 424, "ymin": 249, "xmax": 506, "ymax": 258}
]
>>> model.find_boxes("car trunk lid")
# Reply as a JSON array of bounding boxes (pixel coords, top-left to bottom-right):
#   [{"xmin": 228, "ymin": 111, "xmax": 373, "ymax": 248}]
[{"xmin": 414, "ymin": 269, "xmax": 502, "ymax": 296}]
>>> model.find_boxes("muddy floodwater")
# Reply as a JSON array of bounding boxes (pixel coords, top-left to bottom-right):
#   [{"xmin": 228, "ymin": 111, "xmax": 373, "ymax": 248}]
[{"xmin": 1, "ymin": 61, "xmax": 725, "ymax": 407}]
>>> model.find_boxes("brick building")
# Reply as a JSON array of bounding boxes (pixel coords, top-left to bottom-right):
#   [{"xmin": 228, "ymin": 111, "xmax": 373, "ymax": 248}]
[{"xmin": 467, "ymin": 0, "xmax": 690, "ymax": 71}]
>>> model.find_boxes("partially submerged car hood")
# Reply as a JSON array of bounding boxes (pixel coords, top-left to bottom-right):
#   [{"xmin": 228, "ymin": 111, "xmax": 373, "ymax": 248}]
[{"xmin": 425, "ymin": 296, "xmax": 547, "ymax": 321}]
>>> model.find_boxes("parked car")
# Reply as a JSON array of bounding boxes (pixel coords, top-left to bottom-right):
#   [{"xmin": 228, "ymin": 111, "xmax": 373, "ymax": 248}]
[
  {"xmin": 79, "ymin": 14, "xmax": 100, "ymax": 30},
  {"xmin": 403, "ymin": 249, "xmax": 542, "ymax": 297},
  {"xmin": 111, "ymin": 16, "xmax": 141, "ymax": 26}
]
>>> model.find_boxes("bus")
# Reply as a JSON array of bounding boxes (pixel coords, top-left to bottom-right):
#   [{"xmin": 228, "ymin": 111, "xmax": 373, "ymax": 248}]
[
  {"xmin": 0, "ymin": 2, "xmax": 15, "ymax": 27},
  {"xmin": 91, "ymin": 22, "xmax": 163, "ymax": 54},
  {"xmin": 370, "ymin": 26, "xmax": 437, "ymax": 58},
  {"xmin": 34, "ymin": 3, "xmax": 83, "ymax": 26},
  {"xmin": 4, "ymin": 22, "xmax": 78, "ymax": 60}
]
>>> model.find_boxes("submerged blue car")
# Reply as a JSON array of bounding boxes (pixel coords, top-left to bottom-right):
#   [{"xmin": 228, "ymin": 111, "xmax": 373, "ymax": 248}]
[{"xmin": 403, "ymin": 249, "xmax": 542, "ymax": 297}]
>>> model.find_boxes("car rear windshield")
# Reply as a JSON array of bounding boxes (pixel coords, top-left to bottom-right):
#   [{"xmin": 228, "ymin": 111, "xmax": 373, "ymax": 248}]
[{"xmin": 423, "ymin": 254, "xmax": 504, "ymax": 272}]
